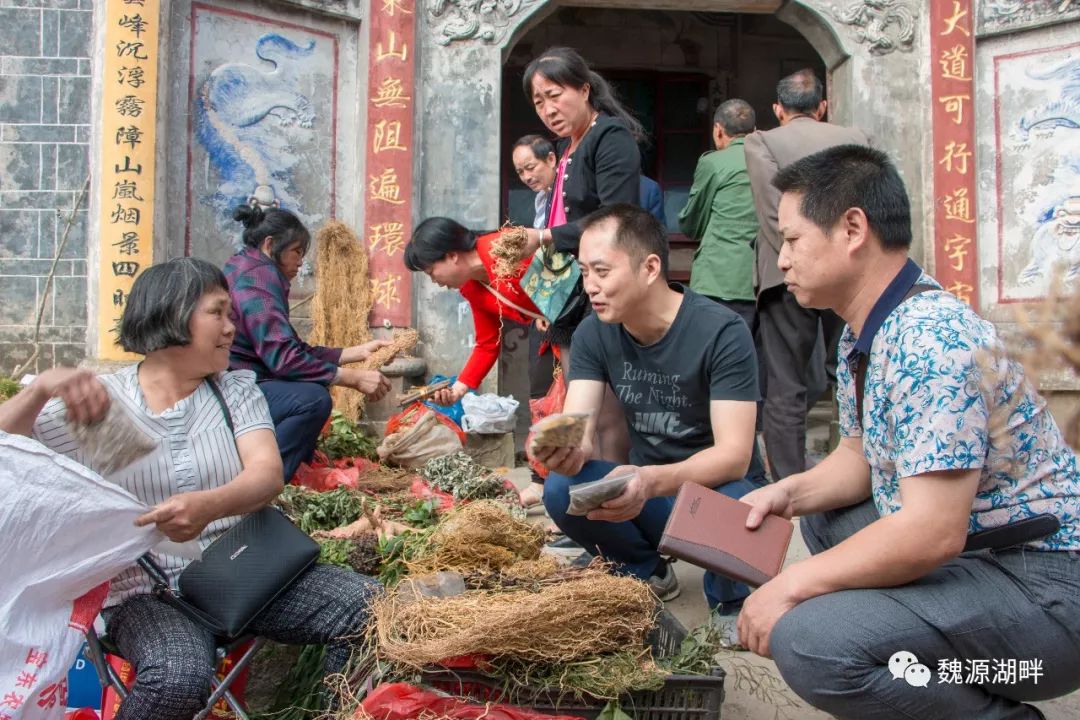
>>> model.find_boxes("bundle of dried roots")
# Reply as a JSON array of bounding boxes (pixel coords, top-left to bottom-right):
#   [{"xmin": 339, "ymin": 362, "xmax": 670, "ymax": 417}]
[
  {"xmin": 361, "ymin": 328, "xmax": 419, "ymax": 371},
  {"xmin": 489, "ymin": 225, "xmax": 530, "ymax": 278},
  {"xmin": 405, "ymin": 500, "xmax": 545, "ymax": 576}
]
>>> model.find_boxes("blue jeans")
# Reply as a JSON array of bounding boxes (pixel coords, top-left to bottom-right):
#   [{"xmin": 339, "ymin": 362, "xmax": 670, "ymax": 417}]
[
  {"xmin": 258, "ymin": 380, "xmax": 333, "ymax": 483},
  {"xmin": 543, "ymin": 460, "xmax": 764, "ymax": 614}
]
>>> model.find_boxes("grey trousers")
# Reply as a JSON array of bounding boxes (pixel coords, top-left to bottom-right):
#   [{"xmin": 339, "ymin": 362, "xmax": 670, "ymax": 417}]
[
  {"xmin": 103, "ymin": 564, "xmax": 381, "ymax": 720},
  {"xmin": 771, "ymin": 500, "xmax": 1080, "ymax": 720},
  {"xmin": 758, "ymin": 284, "xmax": 843, "ymax": 480}
]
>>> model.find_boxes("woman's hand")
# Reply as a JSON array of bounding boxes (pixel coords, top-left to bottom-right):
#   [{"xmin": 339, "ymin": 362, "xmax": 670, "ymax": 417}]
[
  {"xmin": 338, "ymin": 368, "xmax": 392, "ymax": 400},
  {"xmin": 35, "ymin": 367, "xmax": 110, "ymax": 425},
  {"xmin": 522, "ymin": 228, "xmax": 544, "ymax": 257},
  {"xmin": 340, "ymin": 339, "xmax": 394, "ymax": 365},
  {"xmin": 431, "ymin": 380, "xmax": 469, "ymax": 406},
  {"xmin": 535, "ymin": 318, "xmax": 550, "ymax": 332},
  {"xmin": 135, "ymin": 491, "xmax": 214, "ymax": 542}
]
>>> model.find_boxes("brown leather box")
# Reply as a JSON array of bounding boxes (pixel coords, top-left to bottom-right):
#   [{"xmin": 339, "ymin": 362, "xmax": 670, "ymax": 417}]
[{"xmin": 659, "ymin": 482, "xmax": 794, "ymax": 587}]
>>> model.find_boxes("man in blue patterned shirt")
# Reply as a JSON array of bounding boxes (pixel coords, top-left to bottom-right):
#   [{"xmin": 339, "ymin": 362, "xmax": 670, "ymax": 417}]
[{"xmin": 737, "ymin": 144, "xmax": 1080, "ymax": 719}]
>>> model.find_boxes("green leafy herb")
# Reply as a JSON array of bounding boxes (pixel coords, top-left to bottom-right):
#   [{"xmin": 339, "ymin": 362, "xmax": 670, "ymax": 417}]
[
  {"xmin": 0, "ymin": 377, "xmax": 20, "ymax": 402},
  {"xmin": 316, "ymin": 410, "xmax": 378, "ymax": 461}
]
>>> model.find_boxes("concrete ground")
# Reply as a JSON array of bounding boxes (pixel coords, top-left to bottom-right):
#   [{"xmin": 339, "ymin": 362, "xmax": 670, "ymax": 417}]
[{"xmin": 506, "ymin": 402, "xmax": 1080, "ymax": 719}]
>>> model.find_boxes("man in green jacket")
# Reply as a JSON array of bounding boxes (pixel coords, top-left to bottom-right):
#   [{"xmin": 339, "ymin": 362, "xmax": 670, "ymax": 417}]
[{"xmin": 678, "ymin": 99, "xmax": 759, "ymax": 331}]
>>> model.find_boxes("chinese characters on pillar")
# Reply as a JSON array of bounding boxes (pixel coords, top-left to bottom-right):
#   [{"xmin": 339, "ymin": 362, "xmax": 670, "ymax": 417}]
[
  {"xmin": 363, "ymin": 0, "xmax": 415, "ymax": 326},
  {"xmin": 931, "ymin": 0, "xmax": 979, "ymax": 309},
  {"xmin": 96, "ymin": 0, "xmax": 159, "ymax": 358}
]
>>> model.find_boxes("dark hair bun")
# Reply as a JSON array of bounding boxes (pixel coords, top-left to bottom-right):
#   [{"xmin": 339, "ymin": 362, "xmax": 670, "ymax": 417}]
[{"xmin": 232, "ymin": 204, "xmax": 264, "ymax": 229}]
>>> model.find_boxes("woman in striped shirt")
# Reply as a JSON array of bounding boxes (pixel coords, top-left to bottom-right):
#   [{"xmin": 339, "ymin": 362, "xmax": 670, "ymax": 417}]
[{"xmin": 0, "ymin": 257, "xmax": 380, "ymax": 720}]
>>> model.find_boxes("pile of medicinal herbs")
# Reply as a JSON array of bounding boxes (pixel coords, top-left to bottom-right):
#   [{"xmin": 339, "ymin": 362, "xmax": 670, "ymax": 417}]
[
  {"xmin": 317, "ymin": 411, "xmax": 379, "ymax": 461},
  {"xmin": 417, "ymin": 451, "xmax": 516, "ymax": 502}
]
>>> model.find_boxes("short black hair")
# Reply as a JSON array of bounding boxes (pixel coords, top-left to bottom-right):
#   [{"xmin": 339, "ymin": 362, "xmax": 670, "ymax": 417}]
[
  {"xmin": 513, "ymin": 133, "xmax": 555, "ymax": 161},
  {"xmin": 404, "ymin": 217, "xmax": 478, "ymax": 271},
  {"xmin": 714, "ymin": 99, "xmax": 755, "ymax": 136},
  {"xmin": 580, "ymin": 203, "xmax": 669, "ymax": 279},
  {"xmin": 773, "ymin": 144, "xmax": 912, "ymax": 251},
  {"xmin": 118, "ymin": 257, "xmax": 229, "ymax": 354},
  {"xmin": 233, "ymin": 204, "xmax": 310, "ymax": 263},
  {"xmin": 776, "ymin": 69, "xmax": 823, "ymax": 114}
]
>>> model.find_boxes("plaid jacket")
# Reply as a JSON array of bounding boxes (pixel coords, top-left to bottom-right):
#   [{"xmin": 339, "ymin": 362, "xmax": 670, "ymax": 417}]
[{"xmin": 224, "ymin": 247, "xmax": 341, "ymax": 384}]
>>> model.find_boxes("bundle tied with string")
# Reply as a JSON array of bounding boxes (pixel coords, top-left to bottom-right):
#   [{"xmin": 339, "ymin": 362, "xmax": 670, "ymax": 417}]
[
  {"xmin": 308, "ymin": 220, "xmax": 373, "ymax": 420},
  {"xmin": 372, "ymin": 567, "xmax": 657, "ymax": 668}
]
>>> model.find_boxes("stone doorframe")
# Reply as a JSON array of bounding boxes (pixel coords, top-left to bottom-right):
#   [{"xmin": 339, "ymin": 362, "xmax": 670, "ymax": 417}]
[{"xmin": 413, "ymin": 0, "xmax": 931, "ymax": 381}]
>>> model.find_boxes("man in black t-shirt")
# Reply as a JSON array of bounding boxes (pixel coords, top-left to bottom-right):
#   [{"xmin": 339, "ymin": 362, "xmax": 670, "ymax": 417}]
[{"xmin": 534, "ymin": 204, "xmax": 766, "ymax": 634}]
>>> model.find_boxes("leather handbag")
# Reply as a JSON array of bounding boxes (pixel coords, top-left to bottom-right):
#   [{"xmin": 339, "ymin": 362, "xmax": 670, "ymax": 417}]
[{"xmin": 155, "ymin": 378, "xmax": 319, "ymax": 638}]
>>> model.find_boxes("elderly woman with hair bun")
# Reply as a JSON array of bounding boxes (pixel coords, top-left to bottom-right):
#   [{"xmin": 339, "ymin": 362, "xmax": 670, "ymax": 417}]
[
  {"xmin": 0, "ymin": 257, "xmax": 381, "ymax": 720},
  {"xmin": 224, "ymin": 204, "xmax": 392, "ymax": 482}
]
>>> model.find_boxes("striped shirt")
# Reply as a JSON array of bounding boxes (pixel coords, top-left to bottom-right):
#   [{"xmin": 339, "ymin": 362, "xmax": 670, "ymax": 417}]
[{"xmin": 32, "ymin": 364, "xmax": 274, "ymax": 606}]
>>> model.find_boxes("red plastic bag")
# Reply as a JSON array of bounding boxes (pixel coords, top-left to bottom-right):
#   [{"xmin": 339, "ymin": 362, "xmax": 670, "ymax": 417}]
[
  {"xmin": 387, "ymin": 402, "xmax": 467, "ymax": 445},
  {"xmin": 409, "ymin": 477, "xmax": 456, "ymax": 511},
  {"xmin": 526, "ymin": 354, "xmax": 567, "ymax": 480},
  {"xmin": 357, "ymin": 682, "xmax": 584, "ymax": 720}
]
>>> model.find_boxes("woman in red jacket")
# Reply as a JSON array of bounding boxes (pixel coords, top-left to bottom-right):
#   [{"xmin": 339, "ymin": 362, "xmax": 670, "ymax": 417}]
[{"xmin": 404, "ymin": 217, "xmax": 543, "ymax": 407}]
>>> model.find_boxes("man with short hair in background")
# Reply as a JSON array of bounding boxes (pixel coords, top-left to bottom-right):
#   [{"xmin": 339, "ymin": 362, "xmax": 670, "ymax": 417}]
[
  {"xmin": 679, "ymin": 98, "xmax": 759, "ymax": 331},
  {"xmin": 745, "ymin": 68, "xmax": 870, "ymax": 481}
]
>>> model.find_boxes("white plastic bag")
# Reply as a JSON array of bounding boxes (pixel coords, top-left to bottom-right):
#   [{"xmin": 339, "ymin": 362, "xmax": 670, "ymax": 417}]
[
  {"xmin": 0, "ymin": 431, "xmax": 162, "ymax": 719},
  {"xmin": 460, "ymin": 393, "xmax": 520, "ymax": 434}
]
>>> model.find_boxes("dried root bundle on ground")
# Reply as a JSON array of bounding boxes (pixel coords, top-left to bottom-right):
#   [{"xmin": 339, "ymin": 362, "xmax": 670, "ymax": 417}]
[
  {"xmin": 372, "ymin": 567, "xmax": 656, "ymax": 667},
  {"xmin": 308, "ymin": 221, "xmax": 374, "ymax": 421},
  {"xmin": 418, "ymin": 451, "xmax": 516, "ymax": 502},
  {"xmin": 404, "ymin": 500, "xmax": 545, "ymax": 576},
  {"xmin": 489, "ymin": 225, "xmax": 530, "ymax": 278},
  {"xmin": 361, "ymin": 328, "xmax": 419, "ymax": 370}
]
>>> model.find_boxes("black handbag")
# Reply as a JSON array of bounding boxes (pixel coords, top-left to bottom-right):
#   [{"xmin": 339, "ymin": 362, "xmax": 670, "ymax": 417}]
[{"xmin": 153, "ymin": 378, "xmax": 319, "ymax": 638}]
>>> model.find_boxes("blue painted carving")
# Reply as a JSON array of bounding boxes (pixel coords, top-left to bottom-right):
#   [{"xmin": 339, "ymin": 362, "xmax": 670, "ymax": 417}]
[
  {"xmin": 194, "ymin": 33, "xmax": 319, "ymax": 236},
  {"xmin": 1015, "ymin": 55, "xmax": 1080, "ymax": 287}
]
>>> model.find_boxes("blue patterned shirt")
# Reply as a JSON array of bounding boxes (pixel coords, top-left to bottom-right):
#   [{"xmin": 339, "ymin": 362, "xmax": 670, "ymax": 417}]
[{"xmin": 838, "ymin": 260, "xmax": 1080, "ymax": 551}]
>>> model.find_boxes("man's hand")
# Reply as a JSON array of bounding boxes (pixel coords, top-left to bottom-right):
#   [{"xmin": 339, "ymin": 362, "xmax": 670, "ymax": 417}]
[
  {"xmin": 135, "ymin": 491, "xmax": 215, "ymax": 542},
  {"xmin": 740, "ymin": 482, "xmax": 795, "ymax": 530},
  {"xmin": 736, "ymin": 572, "xmax": 802, "ymax": 658},
  {"xmin": 339, "ymin": 368, "xmax": 392, "ymax": 400},
  {"xmin": 533, "ymin": 444, "xmax": 588, "ymax": 477},
  {"xmin": 432, "ymin": 380, "xmax": 469, "ymax": 407},
  {"xmin": 34, "ymin": 367, "xmax": 110, "ymax": 425},
  {"xmin": 588, "ymin": 465, "xmax": 650, "ymax": 523}
]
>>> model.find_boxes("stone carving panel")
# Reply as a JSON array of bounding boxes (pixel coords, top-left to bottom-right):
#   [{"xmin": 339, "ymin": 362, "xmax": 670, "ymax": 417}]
[
  {"xmin": 427, "ymin": 0, "xmax": 538, "ymax": 45},
  {"xmin": 978, "ymin": 0, "xmax": 1080, "ymax": 37},
  {"xmin": 829, "ymin": 0, "xmax": 917, "ymax": 55},
  {"xmin": 186, "ymin": 6, "xmax": 339, "ymax": 267}
]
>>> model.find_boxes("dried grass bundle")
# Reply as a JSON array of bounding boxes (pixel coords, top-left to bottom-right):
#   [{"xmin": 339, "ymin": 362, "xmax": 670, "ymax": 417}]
[
  {"xmin": 360, "ymin": 328, "xmax": 419, "ymax": 370},
  {"xmin": 405, "ymin": 500, "xmax": 545, "ymax": 576},
  {"xmin": 309, "ymin": 220, "xmax": 373, "ymax": 420},
  {"xmin": 489, "ymin": 225, "xmax": 529, "ymax": 278},
  {"xmin": 372, "ymin": 568, "xmax": 656, "ymax": 667},
  {"xmin": 354, "ymin": 465, "xmax": 416, "ymax": 495}
]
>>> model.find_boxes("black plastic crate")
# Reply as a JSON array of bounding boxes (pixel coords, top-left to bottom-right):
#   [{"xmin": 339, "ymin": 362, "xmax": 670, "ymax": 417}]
[{"xmin": 422, "ymin": 610, "xmax": 725, "ymax": 719}]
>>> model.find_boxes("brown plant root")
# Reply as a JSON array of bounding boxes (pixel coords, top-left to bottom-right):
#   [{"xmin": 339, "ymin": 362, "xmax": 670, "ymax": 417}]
[
  {"xmin": 309, "ymin": 221, "xmax": 374, "ymax": 421},
  {"xmin": 489, "ymin": 225, "xmax": 530, "ymax": 279},
  {"xmin": 404, "ymin": 500, "xmax": 545, "ymax": 576},
  {"xmin": 372, "ymin": 568, "xmax": 657, "ymax": 667},
  {"xmin": 360, "ymin": 328, "xmax": 419, "ymax": 371}
]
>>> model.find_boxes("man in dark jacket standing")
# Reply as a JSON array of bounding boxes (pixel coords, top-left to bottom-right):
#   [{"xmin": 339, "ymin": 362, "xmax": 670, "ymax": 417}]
[{"xmin": 745, "ymin": 69, "xmax": 869, "ymax": 480}]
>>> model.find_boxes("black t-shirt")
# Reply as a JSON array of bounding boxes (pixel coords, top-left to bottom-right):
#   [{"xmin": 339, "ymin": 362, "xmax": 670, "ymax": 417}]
[{"xmin": 568, "ymin": 285, "xmax": 764, "ymax": 477}]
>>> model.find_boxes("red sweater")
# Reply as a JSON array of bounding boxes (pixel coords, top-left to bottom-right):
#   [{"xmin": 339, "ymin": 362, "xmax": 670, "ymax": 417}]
[{"xmin": 457, "ymin": 231, "xmax": 540, "ymax": 388}]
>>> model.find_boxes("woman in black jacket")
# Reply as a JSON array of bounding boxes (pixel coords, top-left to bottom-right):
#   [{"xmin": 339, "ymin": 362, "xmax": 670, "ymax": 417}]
[{"xmin": 520, "ymin": 46, "xmax": 645, "ymax": 257}]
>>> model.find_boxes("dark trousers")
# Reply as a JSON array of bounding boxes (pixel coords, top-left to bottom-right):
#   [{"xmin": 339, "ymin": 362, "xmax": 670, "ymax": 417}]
[
  {"xmin": 705, "ymin": 297, "xmax": 764, "ymax": 432},
  {"xmin": 757, "ymin": 285, "xmax": 843, "ymax": 480},
  {"xmin": 103, "ymin": 565, "xmax": 381, "ymax": 720},
  {"xmin": 258, "ymin": 380, "xmax": 333, "ymax": 483},
  {"xmin": 772, "ymin": 500, "xmax": 1080, "ymax": 719}
]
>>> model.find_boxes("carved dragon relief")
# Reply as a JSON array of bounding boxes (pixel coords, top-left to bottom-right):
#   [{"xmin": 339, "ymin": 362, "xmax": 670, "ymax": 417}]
[
  {"xmin": 427, "ymin": 0, "xmax": 537, "ymax": 46},
  {"xmin": 829, "ymin": 0, "xmax": 917, "ymax": 55}
]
